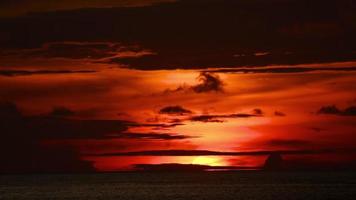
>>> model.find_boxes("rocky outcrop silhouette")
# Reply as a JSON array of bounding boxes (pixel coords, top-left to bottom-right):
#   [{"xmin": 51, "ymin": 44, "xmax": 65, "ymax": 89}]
[{"xmin": 263, "ymin": 153, "xmax": 284, "ymax": 171}]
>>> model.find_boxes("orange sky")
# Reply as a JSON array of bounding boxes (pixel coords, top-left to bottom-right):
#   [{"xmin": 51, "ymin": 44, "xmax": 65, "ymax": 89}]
[
  {"xmin": 1, "ymin": 0, "xmax": 356, "ymax": 172},
  {"xmin": 1, "ymin": 60, "xmax": 356, "ymax": 170}
]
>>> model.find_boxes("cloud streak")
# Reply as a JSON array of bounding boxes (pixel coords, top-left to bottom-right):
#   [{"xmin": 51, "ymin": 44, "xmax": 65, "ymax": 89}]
[
  {"xmin": 318, "ymin": 105, "xmax": 356, "ymax": 116},
  {"xmin": 159, "ymin": 105, "xmax": 192, "ymax": 115},
  {"xmin": 189, "ymin": 113, "xmax": 260, "ymax": 123},
  {"xmin": 88, "ymin": 149, "xmax": 356, "ymax": 157},
  {"xmin": 117, "ymin": 132, "xmax": 195, "ymax": 140},
  {"xmin": 0, "ymin": 102, "xmax": 191, "ymax": 140},
  {"xmin": 206, "ymin": 67, "xmax": 356, "ymax": 74},
  {"xmin": 0, "ymin": 70, "xmax": 96, "ymax": 77},
  {"xmin": 189, "ymin": 110, "xmax": 263, "ymax": 123}
]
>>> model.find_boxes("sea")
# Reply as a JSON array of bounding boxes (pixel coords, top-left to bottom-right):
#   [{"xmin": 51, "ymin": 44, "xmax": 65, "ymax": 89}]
[{"xmin": 1, "ymin": 171, "xmax": 356, "ymax": 200}]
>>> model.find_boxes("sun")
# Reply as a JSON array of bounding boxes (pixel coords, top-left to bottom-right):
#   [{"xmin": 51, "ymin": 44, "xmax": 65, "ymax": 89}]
[{"xmin": 192, "ymin": 156, "xmax": 225, "ymax": 166}]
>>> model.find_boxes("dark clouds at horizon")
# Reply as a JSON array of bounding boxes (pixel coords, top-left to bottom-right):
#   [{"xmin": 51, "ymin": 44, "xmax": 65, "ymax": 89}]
[
  {"xmin": 0, "ymin": 0, "xmax": 176, "ymax": 17},
  {"xmin": 0, "ymin": 102, "xmax": 195, "ymax": 172}
]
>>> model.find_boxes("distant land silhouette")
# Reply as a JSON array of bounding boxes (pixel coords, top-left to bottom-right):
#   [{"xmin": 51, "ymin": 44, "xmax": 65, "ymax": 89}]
[
  {"xmin": 263, "ymin": 153, "xmax": 284, "ymax": 171},
  {"xmin": 131, "ymin": 153, "xmax": 356, "ymax": 172},
  {"xmin": 134, "ymin": 163, "xmax": 255, "ymax": 172},
  {"xmin": 262, "ymin": 153, "xmax": 356, "ymax": 171}
]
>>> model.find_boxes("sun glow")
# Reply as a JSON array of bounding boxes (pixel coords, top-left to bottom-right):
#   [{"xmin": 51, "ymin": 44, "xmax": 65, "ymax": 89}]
[{"xmin": 192, "ymin": 156, "xmax": 226, "ymax": 166}]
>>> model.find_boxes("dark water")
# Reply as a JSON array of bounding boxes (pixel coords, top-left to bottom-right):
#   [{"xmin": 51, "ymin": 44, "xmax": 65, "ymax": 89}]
[{"xmin": 1, "ymin": 172, "xmax": 356, "ymax": 200}]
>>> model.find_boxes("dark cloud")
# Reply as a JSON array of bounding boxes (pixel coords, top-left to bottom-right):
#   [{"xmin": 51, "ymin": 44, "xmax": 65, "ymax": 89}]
[
  {"xmin": 10, "ymin": 115, "xmax": 189, "ymax": 141},
  {"xmin": 253, "ymin": 108, "xmax": 263, "ymax": 115},
  {"xmin": 274, "ymin": 111, "xmax": 286, "ymax": 117},
  {"xmin": 0, "ymin": 0, "xmax": 176, "ymax": 17},
  {"xmin": 310, "ymin": 127, "xmax": 326, "ymax": 132},
  {"xmin": 318, "ymin": 105, "xmax": 341, "ymax": 115},
  {"xmin": 159, "ymin": 105, "xmax": 192, "ymax": 115},
  {"xmin": 266, "ymin": 139, "xmax": 311, "ymax": 148},
  {"xmin": 118, "ymin": 132, "xmax": 194, "ymax": 140},
  {"xmin": 0, "ymin": 102, "xmax": 131, "ymax": 140},
  {"xmin": 0, "ymin": 102, "xmax": 192, "ymax": 172},
  {"xmin": 318, "ymin": 105, "xmax": 356, "ymax": 116},
  {"xmin": 1, "ymin": 0, "xmax": 355, "ymax": 69},
  {"xmin": 191, "ymin": 72, "xmax": 224, "ymax": 93},
  {"xmin": 0, "ymin": 0, "xmax": 24, "ymax": 6},
  {"xmin": 49, "ymin": 106, "xmax": 75, "ymax": 118},
  {"xmin": 89, "ymin": 149, "xmax": 350, "ymax": 157},
  {"xmin": 0, "ymin": 143, "xmax": 95, "ymax": 173},
  {"xmin": 190, "ymin": 114, "xmax": 258, "ymax": 123},
  {"xmin": 344, "ymin": 106, "xmax": 356, "ymax": 116},
  {"xmin": 163, "ymin": 72, "xmax": 225, "ymax": 94},
  {"xmin": 206, "ymin": 67, "xmax": 356, "ymax": 74},
  {"xmin": 26, "ymin": 118, "xmax": 130, "ymax": 140},
  {"xmin": 190, "ymin": 115, "xmax": 225, "ymax": 123},
  {"xmin": 0, "ymin": 70, "xmax": 96, "ymax": 77},
  {"xmin": 0, "ymin": 101, "xmax": 22, "ymax": 118},
  {"xmin": 116, "ymin": 52, "xmax": 356, "ymax": 70},
  {"xmin": 0, "ymin": 42, "xmax": 152, "ymax": 61},
  {"xmin": 25, "ymin": 42, "xmax": 119, "ymax": 59},
  {"xmin": 0, "ymin": 103, "xmax": 192, "ymax": 141},
  {"xmin": 0, "ymin": 102, "xmax": 95, "ymax": 173},
  {"xmin": 189, "ymin": 111, "xmax": 262, "ymax": 123},
  {"xmin": 134, "ymin": 122, "xmax": 185, "ymax": 129}
]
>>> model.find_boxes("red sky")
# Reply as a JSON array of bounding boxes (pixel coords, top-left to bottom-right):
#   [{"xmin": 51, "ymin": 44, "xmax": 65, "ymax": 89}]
[{"xmin": 1, "ymin": 0, "xmax": 356, "ymax": 172}]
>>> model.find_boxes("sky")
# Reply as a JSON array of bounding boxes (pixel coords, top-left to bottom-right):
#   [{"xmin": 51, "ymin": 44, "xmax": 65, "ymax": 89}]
[{"xmin": 1, "ymin": 0, "xmax": 356, "ymax": 172}]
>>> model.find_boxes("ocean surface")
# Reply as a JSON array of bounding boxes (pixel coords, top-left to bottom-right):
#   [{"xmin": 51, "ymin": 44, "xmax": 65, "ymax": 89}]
[{"xmin": 1, "ymin": 172, "xmax": 356, "ymax": 200}]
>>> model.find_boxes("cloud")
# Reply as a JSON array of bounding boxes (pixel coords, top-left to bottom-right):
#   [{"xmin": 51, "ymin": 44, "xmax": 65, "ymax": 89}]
[
  {"xmin": 0, "ymin": 0, "xmax": 177, "ymax": 17},
  {"xmin": 191, "ymin": 72, "xmax": 224, "ymax": 93},
  {"xmin": 0, "ymin": 143, "xmax": 96, "ymax": 173},
  {"xmin": 133, "ymin": 122, "xmax": 185, "ymax": 129},
  {"xmin": 309, "ymin": 127, "xmax": 326, "ymax": 132},
  {"xmin": 317, "ymin": 105, "xmax": 356, "ymax": 116},
  {"xmin": 118, "ymin": 132, "xmax": 195, "ymax": 140},
  {"xmin": 206, "ymin": 67, "xmax": 356, "ymax": 74},
  {"xmin": 0, "ymin": 102, "xmax": 195, "ymax": 140},
  {"xmin": 274, "ymin": 111, "xmax": 286, "ymax": 117},
  {"xmin": 18, "ymin": 116, "xmax": 190, "ymax": 141},
  {"xmin": 49, "ymin": 106, "xmax": 75, "ymax": 118},
  {"xmin": 252, "ymin": 108, "xmax": 263, "ymax": 115},
  {"xmin": 265, "ymin": 139, "xmax": 311, "ymax": 148},
  {"xmin": 344, "ymin": 107, "xmax": 356, "ymax": 116},
  {"xmin": 0, "ymin": 102, "xmax": 195, "ymax": 172},
  {"xmin": 0, "ymin": 102, "xmax": 96, "ymax": 173},
  {"xmin": 189, "ymin": 115, "xmax": 225, "ymax": 123},
  {"xmin": 0, "ymin": 101, "xmax": 22, "ymax": 118},
  {"xmin": 2, "ymin": 0, "xmax": 355, "ymax": 69},
  {"xmin": 89, "ymin": 149, "xmax": 349, "ymax": 157},
  {"xmin": 189, "ymin": 110, "xmax": 263, "ymax": 123},
  {"xmin": 159, "ymin": 105, "xmax": 192, "ymax": 115},
  {"xmin": 0, "ymin": 42, "xmax": 154, "ymax": 64},
  {"xmin": 163, "ymin": 72, "xmax": 225, "ymax": 94},
  {"xmin": 0, "ymin": 102, "xmax": 192, "ymax": 142},
  {"xmin": 29, "ymin": 42, "xmax": 119, "ymax": 59},
  {"xmin": 318, "ymin": 105, "xmax": 341, "ymax": 115},
  {"xmin": 0, "ymin": 70, "xmax": 96, "ymax": 77}
]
